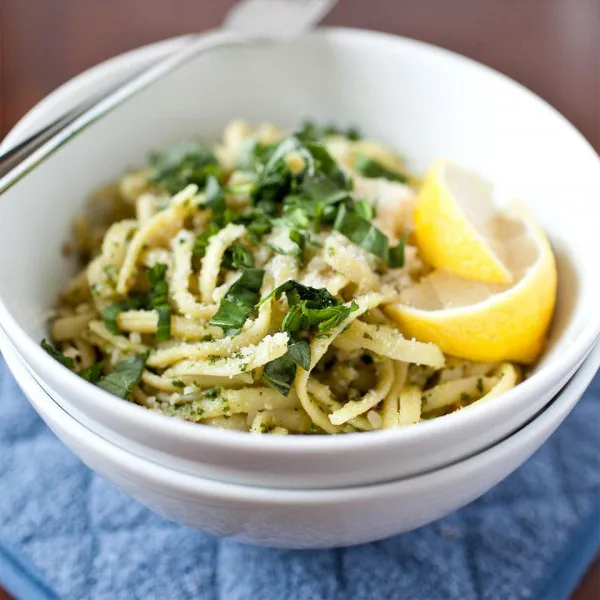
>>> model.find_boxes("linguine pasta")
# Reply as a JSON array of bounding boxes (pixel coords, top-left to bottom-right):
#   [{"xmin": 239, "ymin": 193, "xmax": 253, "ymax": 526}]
[{"xmin": 43, "ymin": 120, "xmax": 520, "ymax": 434}]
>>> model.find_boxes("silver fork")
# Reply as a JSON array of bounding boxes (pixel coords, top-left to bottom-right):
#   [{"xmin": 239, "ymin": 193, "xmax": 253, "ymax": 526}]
[{"xmin": 0, "ymin": 0, "xmax": 336, "ymax": 193}]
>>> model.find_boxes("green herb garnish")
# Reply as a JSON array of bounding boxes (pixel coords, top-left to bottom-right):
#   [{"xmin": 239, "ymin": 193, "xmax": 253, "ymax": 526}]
[
  {"xmin": 262, "ymin": 339, "xmax": 311, "ymax": 396},
  {"xmin": 354, "ymin": 154, "xmax": 408, "ymax": 183},
  {"xmin": 210, "ymin": 267, "xmax": 265, "ymax": 332},
  {"xmin": 259, "ymin": 281, "xmax": 358, "ymax": 396},
  {"xmin": 148, "ymin": 141, "xmax": 220, "ymax": 194},
  {"xmin": 79, "ymin": 362, "xmax": 104, "ymax": 383},
  {"xmin": 333, "ymin": 204, "xmax": 389, "ymax": 261},
  {"xmin": 333, "ymin": 204, "xmax": 406, "ymax": 267},
  {"xmin": 193, "ymin": 222, "xmax": 220, "ymax": 257},
  {"xmin": 41, "ymin": 339, "xmax": 74, "ymax": 370},
  {"xmin": 388, "ymin": 233, "xmax": 407, "ymax": 269},
  {"xmin": 222, "ymin": 243, "xmax": 255, "ymax": 270},
  {"xmin": 203, "ymin": 175, "xmax": 226, "ymax": 226},
  {"xmin": 297, "ymin": 121, "xmax": 361, "ymax": 142},
  {"xmin": 102, "ymin": 299, "xmax": 142, "ymax": 335},
  {"xmin": 96, "ymin": 352, "xmax": 148, "ymax": 399},
  {"xmin": 146, "ymin": 263, "xmax": 171, "ymax": 342}
]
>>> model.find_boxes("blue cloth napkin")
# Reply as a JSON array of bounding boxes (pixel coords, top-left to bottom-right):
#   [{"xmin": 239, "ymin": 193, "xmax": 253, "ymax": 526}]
[{"xmin": 0, "ymin": 356, "xmax": 598, "ymax": 600}]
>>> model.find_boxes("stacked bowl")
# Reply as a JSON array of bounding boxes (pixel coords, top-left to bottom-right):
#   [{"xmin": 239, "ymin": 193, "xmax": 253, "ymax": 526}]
[{"xmin": 0, "ymin": 29, "xmax": 599, "ymax": 548}]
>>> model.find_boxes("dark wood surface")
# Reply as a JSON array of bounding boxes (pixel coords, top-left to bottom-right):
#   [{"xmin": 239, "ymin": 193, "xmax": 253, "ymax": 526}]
[{"xmin": 0, "ymin": 1, "xmax": 598, "ymax": 598}]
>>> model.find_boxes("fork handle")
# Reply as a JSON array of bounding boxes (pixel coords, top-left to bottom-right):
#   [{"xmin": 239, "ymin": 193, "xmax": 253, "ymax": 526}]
[{"xmin": 0, "ymin": 30, "xmax": 247, "ymax": 194}]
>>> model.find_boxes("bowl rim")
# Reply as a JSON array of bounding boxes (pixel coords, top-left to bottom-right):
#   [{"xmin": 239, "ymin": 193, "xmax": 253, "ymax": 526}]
[
  {"xmin": 2, "ymin": 324, "xmax": 598, "ymax": 502},
  {"xmin": 1, "ymin": 27, "xmax": 600, "ymax": 454}
]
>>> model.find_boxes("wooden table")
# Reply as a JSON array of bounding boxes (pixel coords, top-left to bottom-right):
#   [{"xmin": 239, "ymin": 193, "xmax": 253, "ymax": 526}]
[{"xmin": 0, "ymin": 1, "xmax": 598, "ymax": 598}]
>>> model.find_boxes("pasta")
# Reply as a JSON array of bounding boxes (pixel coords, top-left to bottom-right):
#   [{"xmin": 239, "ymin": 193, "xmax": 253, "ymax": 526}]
[{"xmin": 43, "ymin": 120, "xmax": 521, "ymax": 434}]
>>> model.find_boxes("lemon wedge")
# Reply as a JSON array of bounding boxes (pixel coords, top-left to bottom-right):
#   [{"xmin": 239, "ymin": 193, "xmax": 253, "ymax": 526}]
[
  {"xmin": 386, "ymin": 202, "xmax": 557, "ymax": 364},
  {"xmin": 414, "ymin": 160, "xmax": 514, "ymax": 284}
]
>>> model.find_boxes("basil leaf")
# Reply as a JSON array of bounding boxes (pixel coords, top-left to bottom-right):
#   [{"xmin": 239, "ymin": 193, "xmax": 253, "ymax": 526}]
[
  {"xmin": 210, "ymin": 268, "xmax": 265, "ymax": 331},
  {"xmin": 102, "ymin": 265, "xmax": 171, "ymax": 340},
  {"xmin": 283, "ymin": 206, "xmax": 311, "ymax": 230},
  {"xmin": 155, "ymin": 305, "xmax": 172, "ymax": 343},
  {"xmin": 304, "ymin": 142, "xmax": 349, "ymax": 189},
  {"xmin": 388, "ymin": 233, "xmax": 408, "ymax": 269},
  {"xmin": 260, "ymin": 280, "xmax": 339, "ymax": 310},
  {"xmin": 354, "ymin": 154, "xmax": 408, "ymax": 183},
  {"xmin": 353, "ymin": 197, "xmax": 375, "ymax": 220},
  {"xmin": 280, "ymin": 302, "xmax": 357, "ymax": 334},
  {"xmin": 96, "ymin": 353, "xmax": 148, "ymax": 399},
  {"xmin": 149, "ymin": 141, "xmax": 220, "ymax": 194},
  {"xmin": 193, "ymin": 222, "xmax": 220, "ymax": 257},
  {"xmin": 315, "ymin": 301, "xmax": 358, "ymax": 332},
  {"xmin": 247, "ymin": 214, "xmax": 272, "ymax": 239},
  {"xmin": 280, "ymin": 303, "xmax": 305, "ymax": 333},
  {"xmin": 146, "ymin": 264, "xmax": 168, "ymax": 304},
  {"xmin": 236, "ymin": 138, "xmax": 277, "ymax": 172},
  {"xmin": 301, "ymin": 303, "xmax": 354, "ymax": 332},
  {"xmin": 289, "ymin": 228, "xmax": 305, "ymax": 250},
  {"xmin": 204, "ymin": 175, "xmax": 226, "ymax": 226},
  {"xmin": 102, "ymin": 303, "xmax": 128, "ymax": 335},
  {"xmin": 333, "ymin": 204, "xmax": 389, "ymax": 261},
  {"xmin": 146, "ymin": 263, "xmax": 171, "ymax": 341},
  {"xmin": 252, "ymin": 137, "xmax": 303, "ymax": 207},
  {"xmin": 297, "ymin": 121, "xmax": 361, "ymax": 142},
  {"xmin": 79, "ymin": 362, "xmax": 104, "ymax": 383},
  {"xmin": 287, "ymin": 339, "xmax": 311, "ymax": 370},
  {"xmin": 222, "ymin": 243, "xmax": 254, "ymax": 270},
  {"xmin": 263, "ymin": 281, "xmax": 354, "ymax": 336},
  {"xmin": 262, "ymin": 352, "xmax": 297, "ymax": 396},
  {"xmin": 262, "ymin": 339, "xmax": 312, "ymax": 396},
  {"xmin": 41, "ymin": 339, "xmax": 74, "ymax": 370}
]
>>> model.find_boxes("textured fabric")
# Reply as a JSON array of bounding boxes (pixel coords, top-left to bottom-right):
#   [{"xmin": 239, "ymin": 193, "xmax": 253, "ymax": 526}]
[{"xmin": 0, "ymin": 356, "xmax": 598, "ymax": 600}]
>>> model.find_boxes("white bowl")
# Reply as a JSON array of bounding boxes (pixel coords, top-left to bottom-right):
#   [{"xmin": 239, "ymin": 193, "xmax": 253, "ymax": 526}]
[
  {"xmin": 1, "ymin": 326, "xmax": 598, "ymax": 548},
  {"xmin": 1, "ymin": 29, "xmax": 599, "ymax": 489}
]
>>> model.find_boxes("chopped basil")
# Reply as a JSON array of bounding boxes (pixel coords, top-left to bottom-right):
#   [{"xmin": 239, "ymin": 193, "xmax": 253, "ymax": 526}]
[
  {"xmin": 252, "ymin": 136, "xmax": 304, "ymax": 208},
  {"xmin": 193, "ymin": 222, "xmax": 220, "ymax": 257},
  {"xmin": 260, "ymin": 281, "xmax": 358, "ymax": 396},
  {"xmin": 260, "ymin": 280, "xmax": 339, "ymax": 310},
  {"xmin": 96, "ymin": 352, "xmax": 148, "ymax": 399},
  {"xmin": 246, "ymin": 213, "xmax": 273, "ymax": 240},
  {"xmin": 146, "ymin": 263, "xmax": 171, "ymax": 342},
  {"xmin": 354, "ymin": 154, "xmax": 408, "ymax": 183},
  {"xmin": 297, "ymin": 121, "xmax": 361, "ymax": 142},
  {"xmin": 287, "ymin": 339, "xmax": 311, "ymax": 370},
  {"xmin": 153, "ymin": 306, "xmax": 170, "ymax": 342},
  {"xmin": 148, "ymin": 140, "xmax": 220, "ymax": 194},
  {"xmin": 210, "ymin": 267, "xmax": 265, "ymax": 332},
  {"xmin": 79, "ymin": 362, "xmax": 104, "ymax": 383},
  {"xmin": 204, "ymin": 175, "xmax": 226, "ymax": 226},
  {"xmin": 262, "ymin": 339, "xmax": 310, "ymax": 396},
  {"xmin": 102, "ymin": 303, "xmax": 129, "ymax": 335},
  {"xmin": 236, "ymin": 138, "xmax": 277, "ymax": 172},
  {"xmin": 314, "ymin": 302, "xmax": 359, "ymax": 332},
  {"xmin": 41, "ymin": 339, "xmax": 74, "ymax": 370},
  {"xmin": 303, "ymin": 141, "xmax": 349, "ymax": 191},
  {"xmin": 101, "ymin": 265, "xmax": 171, "ymax": 341},
  {"xmin": 222, "ymin": 243, "xmax": 255, "ymax": 270},
  {"xmin": 264, "ymin": 281, "xmax": 358, "ymax": 334},
  {"xmin": 333, "ymin": 204, "xmax": 389, "ymax": 261},
  {"xmin": 388, "ymin": 233, "xmax": 407, "ymax": 269},
  {"xmin": 353, "ymin": 197, "xmax": 375, "ymax": 220}
]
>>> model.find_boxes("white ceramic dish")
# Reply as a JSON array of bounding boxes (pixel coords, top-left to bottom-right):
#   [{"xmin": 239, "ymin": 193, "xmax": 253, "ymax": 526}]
[
  {"xmin": 1, "ymin": 326, "xmax": 598, "ymax": 548},
  {"xmin": 0, "ymin": 29, "xmax": 599, "ymax": 489}
]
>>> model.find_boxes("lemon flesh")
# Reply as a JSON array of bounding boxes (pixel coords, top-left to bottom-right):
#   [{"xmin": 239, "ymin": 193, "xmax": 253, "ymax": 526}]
[
  {"xmin": 386, "ymin": 203, "xmax": 557, "ymax": 364},
  {"xmin": 414, "ymin": 160, "xmax": 514, "ymax": 284}
]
